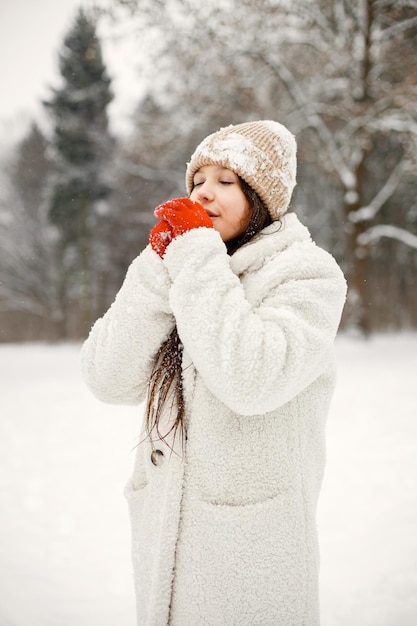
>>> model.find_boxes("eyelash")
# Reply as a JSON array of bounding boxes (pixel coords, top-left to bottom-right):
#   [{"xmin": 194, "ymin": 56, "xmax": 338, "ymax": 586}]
[{"xmin": 193, "ymin": 181, "xmax": 233, "ymax": 187}]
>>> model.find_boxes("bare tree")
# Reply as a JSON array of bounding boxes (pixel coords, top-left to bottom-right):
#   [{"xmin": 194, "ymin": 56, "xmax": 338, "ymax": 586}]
[
  {"xmin": 0, "ymin": 124, "xmax": 64, "ymax": 339},
  {"xmin": 108, "ymin": 0, "xmax": 417, "ymax": 331}
]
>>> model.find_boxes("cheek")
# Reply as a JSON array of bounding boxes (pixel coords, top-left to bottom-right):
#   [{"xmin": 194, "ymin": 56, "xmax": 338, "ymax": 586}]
[
  {"xmin": 224, "ymin": 207, "xmax": 251, "ymax": 240},
  {"xmin": 236, "ymin": 204, "xmax": 252, "ymax": 232}
]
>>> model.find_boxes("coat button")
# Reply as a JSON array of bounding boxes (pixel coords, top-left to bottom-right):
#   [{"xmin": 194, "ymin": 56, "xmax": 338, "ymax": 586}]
[{"xmin": 151, "ymin": 449, "xmax": 165, "ymax": 466}]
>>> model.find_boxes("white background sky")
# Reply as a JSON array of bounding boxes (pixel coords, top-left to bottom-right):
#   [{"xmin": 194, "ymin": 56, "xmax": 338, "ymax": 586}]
[{"xmin": 0, "ymin": 0, "xmax": 138, "ymax": 146}]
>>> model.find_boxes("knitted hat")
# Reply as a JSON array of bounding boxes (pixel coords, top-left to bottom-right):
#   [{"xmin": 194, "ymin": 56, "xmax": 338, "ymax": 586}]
[{"xmin": 185, "ymin": 120, "xmax": 297, "ymax": 220}]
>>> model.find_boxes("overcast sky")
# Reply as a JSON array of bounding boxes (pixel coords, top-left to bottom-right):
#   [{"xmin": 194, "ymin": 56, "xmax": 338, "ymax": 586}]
[
  {"xmin": 0, "ymin": 0, "xmax": 138, "ymax": 145},
  {"xmin": 1, "ymin": 0, "xmax": 87, "ymax": 119}
]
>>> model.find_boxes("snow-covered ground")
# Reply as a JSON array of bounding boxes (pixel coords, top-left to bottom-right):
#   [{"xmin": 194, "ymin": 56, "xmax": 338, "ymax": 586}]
[{"xmin": 0, "ymin": 334, "xmax": 416, "ymax": 626}]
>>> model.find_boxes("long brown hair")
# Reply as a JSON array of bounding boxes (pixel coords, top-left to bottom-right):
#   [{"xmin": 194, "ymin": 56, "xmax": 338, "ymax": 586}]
[{"xmin": 145, "ymin": 178, "xmax": 272, "ymax": 449}]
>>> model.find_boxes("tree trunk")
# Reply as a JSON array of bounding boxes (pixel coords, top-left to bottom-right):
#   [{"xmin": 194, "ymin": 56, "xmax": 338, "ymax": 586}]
[{"xmin": 344, "ymin": 158, "xmax": 371, "ymax": 334}]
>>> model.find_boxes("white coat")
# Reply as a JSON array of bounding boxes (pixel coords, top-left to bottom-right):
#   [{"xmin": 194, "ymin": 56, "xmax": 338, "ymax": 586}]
[{"xmin": 81, "ymin": 213, "xmax": 347, "ymax": 626}]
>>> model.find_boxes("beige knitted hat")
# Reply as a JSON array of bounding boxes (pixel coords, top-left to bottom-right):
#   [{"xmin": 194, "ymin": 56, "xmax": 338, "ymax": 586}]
[{"xmin": 185, "ymin": 120, "xmax": 297, "ymax": 220}]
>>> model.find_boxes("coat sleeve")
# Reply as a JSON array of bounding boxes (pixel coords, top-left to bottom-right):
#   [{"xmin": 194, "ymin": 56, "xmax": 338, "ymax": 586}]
[
  {"xmin": 162, "ymin": 228, "xmax": 347, "ymax": 416},
  {"xmin": 81, "ymin": 245, "xmax": 175, "ymax": 405}
]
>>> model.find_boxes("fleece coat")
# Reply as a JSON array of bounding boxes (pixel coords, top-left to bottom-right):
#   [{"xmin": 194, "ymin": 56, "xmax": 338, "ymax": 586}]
[{"xmin": 81, "ymin": 213, "xmax": 347, "ymax": 626}]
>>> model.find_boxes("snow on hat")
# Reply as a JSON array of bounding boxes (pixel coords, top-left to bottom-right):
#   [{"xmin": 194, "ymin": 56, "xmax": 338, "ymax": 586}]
[{"xmin": 185, "ymin": 120, "xmax": 297, "ymax": 220}]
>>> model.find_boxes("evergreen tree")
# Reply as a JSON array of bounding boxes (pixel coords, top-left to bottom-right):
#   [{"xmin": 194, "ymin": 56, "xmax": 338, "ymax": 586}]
[{"xmin": 44, "ymin": 8, "xmax": 114, "ymax": 336}]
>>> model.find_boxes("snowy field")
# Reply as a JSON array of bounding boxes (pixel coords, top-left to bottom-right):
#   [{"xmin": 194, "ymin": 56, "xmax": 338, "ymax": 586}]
[{"xmin": 0, "ymin": 334, "xmax": 416, "ymax": 626}]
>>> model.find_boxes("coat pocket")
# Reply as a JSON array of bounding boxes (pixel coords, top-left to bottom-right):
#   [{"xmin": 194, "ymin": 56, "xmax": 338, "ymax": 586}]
[{"xmin": 201, "ymin": 491, "xmax": 286, "ymax": 508}]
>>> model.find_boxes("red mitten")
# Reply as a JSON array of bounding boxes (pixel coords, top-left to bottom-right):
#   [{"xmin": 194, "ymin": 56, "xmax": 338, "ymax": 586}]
[
  {"xmin": 154, "ymin": 197, "xmax": 213, "ymax": 240},
  {"xmin": 149, "ymin": 219, "xmax": 173, "ymax": 258}
]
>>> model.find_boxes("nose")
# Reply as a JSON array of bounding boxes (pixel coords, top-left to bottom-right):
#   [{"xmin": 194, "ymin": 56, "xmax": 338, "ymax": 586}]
[{"xmin": 195, "ymin": 180, "xmax": 214, "ymax": 203}]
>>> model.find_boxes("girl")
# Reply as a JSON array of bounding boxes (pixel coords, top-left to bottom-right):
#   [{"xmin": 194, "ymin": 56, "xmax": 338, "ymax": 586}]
[{"xmin": 81, "ymin": 120, "xmax": 347, "ymax": 626}]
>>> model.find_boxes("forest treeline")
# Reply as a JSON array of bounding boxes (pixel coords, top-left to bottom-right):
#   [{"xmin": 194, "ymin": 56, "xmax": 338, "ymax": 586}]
[{"xmin": 0, "ymin": 0, "xmax": 416, "ymax": 341}]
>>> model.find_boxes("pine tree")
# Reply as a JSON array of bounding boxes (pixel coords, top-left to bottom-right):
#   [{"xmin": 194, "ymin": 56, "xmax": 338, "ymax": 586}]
[{"xmin": 44, "ymin": 8, "xmax": 114, "ymax": 337}]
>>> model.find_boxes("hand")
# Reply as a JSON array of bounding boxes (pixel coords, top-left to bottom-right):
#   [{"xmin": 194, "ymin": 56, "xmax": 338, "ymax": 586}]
[
  {"xmin": 149, "ymin": 219, "xmax": 173, "ymax": 258},
  {"xmin": 154, "ymin": 197, "xmax": 213, "ymax": 240}
]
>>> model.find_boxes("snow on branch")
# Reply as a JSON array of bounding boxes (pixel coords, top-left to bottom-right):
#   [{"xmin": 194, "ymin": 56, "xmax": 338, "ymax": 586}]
[
  {"xmin": 370, "ymin": 117, "xmax": 417, "ymax": 137},
  {"xmin": 358, "ymin": 225, "xmax": 417, "ymax": 249},
  {"xmin": 377, "ymin": 15, "xmax": 417, "ymax": 40},
  {"xmin": 349, "ymin": 160, "xmax": 406, "ymax": 223}
]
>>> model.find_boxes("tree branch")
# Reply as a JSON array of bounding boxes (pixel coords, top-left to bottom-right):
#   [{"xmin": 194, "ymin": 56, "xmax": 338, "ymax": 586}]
[
  {"xmin": 249, "ymin": 51, "xmax": 356, "ymax": 190},
  {"xmin": 349, "ymin": 159, "xmax": 406, "ymax": 223},
  {"xmin": 358, "ymin": 224, "xmax": 417, "ymax": 249}
]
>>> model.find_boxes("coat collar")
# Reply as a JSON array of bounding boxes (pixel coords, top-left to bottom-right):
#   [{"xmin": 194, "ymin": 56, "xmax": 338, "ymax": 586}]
[{"xmin": 229, "ymin": 212, "xmax": 312, "ymax": 275}]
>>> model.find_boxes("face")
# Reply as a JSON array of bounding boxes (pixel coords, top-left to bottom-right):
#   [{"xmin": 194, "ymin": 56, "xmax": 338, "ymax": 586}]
[{"xmin": 190, "ymin": 165, "xmax": 251, "ymax": 242}]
